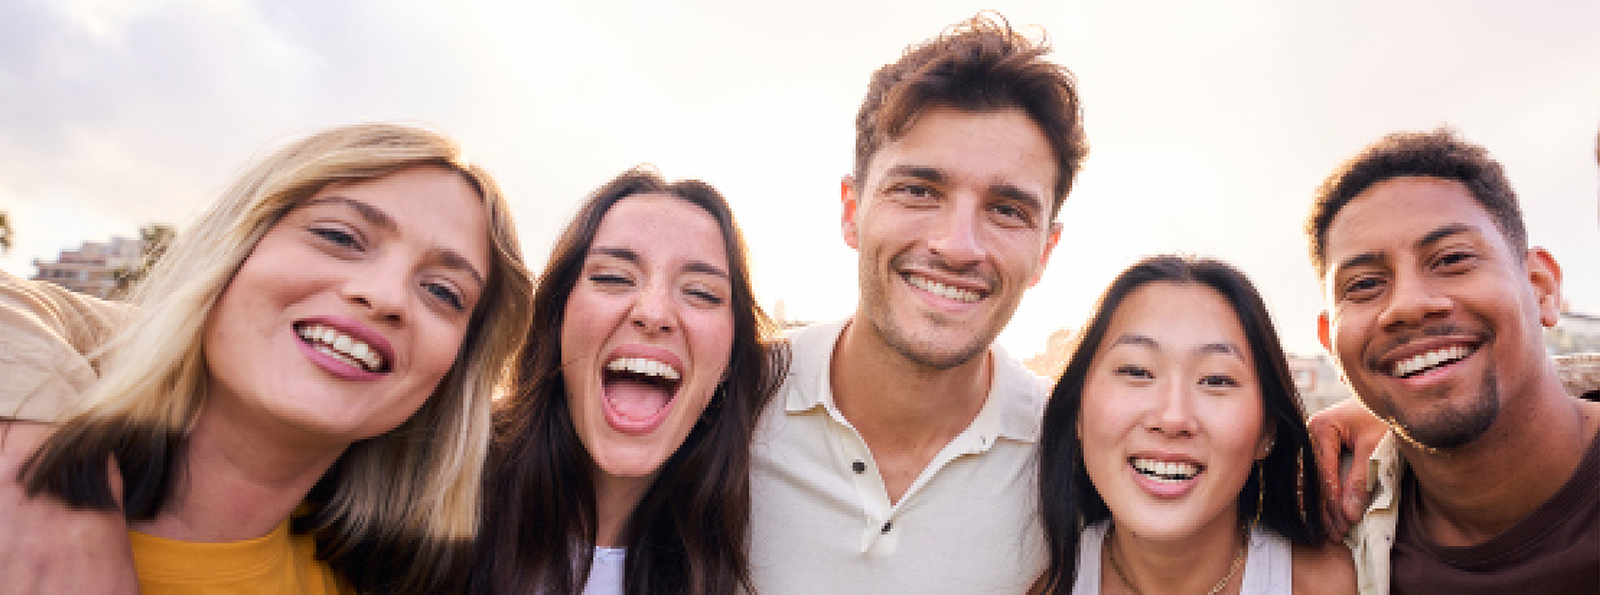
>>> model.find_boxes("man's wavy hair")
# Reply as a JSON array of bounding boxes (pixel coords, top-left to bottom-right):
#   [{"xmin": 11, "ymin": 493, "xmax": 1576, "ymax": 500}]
[{"xmin": 854, "ymin": 12, "xmax": 1088, "ymax": 216}]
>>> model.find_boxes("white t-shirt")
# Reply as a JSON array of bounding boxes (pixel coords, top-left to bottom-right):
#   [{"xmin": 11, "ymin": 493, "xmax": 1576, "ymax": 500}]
[
  {"xmin": 1072, "ymin": 521, "xmax": 1291, "ymax": 594},
  {"xmin": 581, "ymin": 546, "xmax": 626, "ymax": 595},
  {"xmin": 749, "ymin": 319, "xmax": 1049, "ymax": 594}
]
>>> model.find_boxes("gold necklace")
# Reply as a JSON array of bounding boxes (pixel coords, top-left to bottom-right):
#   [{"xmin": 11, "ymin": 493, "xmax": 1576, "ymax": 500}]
[{"xmin": 1104, "ymin": 524, "xmax": 1247, "ymax": 595}]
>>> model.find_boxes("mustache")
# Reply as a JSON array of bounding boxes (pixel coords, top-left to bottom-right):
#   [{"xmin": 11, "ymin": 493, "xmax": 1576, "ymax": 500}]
[{"xmin": 892, "ymin": 252, "xmax": 997, "ymax": 290}]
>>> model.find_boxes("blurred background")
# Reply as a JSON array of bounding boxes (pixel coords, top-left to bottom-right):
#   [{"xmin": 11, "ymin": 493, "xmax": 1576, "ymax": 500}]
[{"xmin": 2, "ymin": 0, "xmax": 1596, "ymax": 410}]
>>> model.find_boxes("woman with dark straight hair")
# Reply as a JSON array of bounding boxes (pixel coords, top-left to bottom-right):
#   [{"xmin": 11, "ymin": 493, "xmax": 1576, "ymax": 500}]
[
  {"xmin": 1034, "ymin": 255, "xmax": 1354, "ymax": 594},
  {"xmin": 471, "ymin": 167, "xmax": 786, "ymax": 594}
]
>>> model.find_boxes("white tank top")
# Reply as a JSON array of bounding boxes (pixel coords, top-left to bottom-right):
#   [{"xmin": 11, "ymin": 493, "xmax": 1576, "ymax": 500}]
[{"xmin": 1070, "ymin": 520, "xmax": 1292, "ymax": 594}]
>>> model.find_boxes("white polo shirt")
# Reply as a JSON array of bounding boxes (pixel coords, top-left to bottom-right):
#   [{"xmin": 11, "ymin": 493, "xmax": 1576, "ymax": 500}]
[{"xmin": 749, "ymin": 319, "xmax": 1048, "ymax": 594}]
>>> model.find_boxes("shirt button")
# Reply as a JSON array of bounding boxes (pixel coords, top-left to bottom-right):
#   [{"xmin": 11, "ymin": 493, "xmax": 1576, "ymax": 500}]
[
  {"xmin": 852, "ymin": 460, "xmax": 866, "ymax": 474},
  {"xmin": 880, "ymin": 521, "xmax": 892, "ymax": 534}
]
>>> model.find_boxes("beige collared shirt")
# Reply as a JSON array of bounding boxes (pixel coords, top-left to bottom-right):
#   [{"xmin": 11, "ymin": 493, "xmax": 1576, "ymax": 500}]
[
  {"xmin": 0, "ymin": 271, "xmax": 129, "ymax": 422},
  {"xmin": 1345, "ymin": 354, "xmax": 1600, "ymax": 595},
  {"xmin": 748, "ymin": 319, "xmax": 1048, "ymax": 594}
]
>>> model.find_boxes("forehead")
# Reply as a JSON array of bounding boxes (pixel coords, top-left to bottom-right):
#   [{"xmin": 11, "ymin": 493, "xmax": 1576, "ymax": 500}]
[
  {"xmin": 1101, "ymin": 282, "xmax": 1250, "ymax": 357},
  {"xmin": 868, "ymin": 107, "xmax": 1056, "ymax": 189},
  {"xmin": 593, "ymin": 193, "xmax": 728, "ymax": 266},
  {"xmin": 303, "ymin": 165, "xmax": 490, "ymax": 269},
  {"xmin": 1325, "ymin": 176, "xmax": 1503, "ymax": 263}
]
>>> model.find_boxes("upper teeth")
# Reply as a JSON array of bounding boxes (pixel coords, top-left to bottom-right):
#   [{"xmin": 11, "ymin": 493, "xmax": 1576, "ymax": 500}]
[
  {"xmin": 906, "ymin": 275, "xmax": 981, "ymax": 303},
  {"xmin": 297, "ymin": 324, "xmax": 384, "ymax": 372},
  {"xmin": 1392, "ymin": 345, "xmax": 1471, "ymax": 378},
  {"xmin": 1131, "ymin": 458, "xmax": 1199, "ymax": 482},
  {"xmin": 605, "ymin": 357, "xmax": 681, "ymax": 382}
]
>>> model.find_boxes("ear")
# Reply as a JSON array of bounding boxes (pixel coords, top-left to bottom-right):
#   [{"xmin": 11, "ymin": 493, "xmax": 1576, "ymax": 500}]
[
  {"xmin": 1029, "ymin": 221, "xmax": 1063, "ymax": 287},
  {"xmin": 1317, "ymin": 311, "xmax": 1333, "ymax": 352},
  {"xmin": 1526, "ymin": 247, "xmax": 1563, "ymax": 327},
  {"xmin": 1257, "ymin": 421, "xmax": 1277, "ymax": 461},
  {"xmin": 841, "ymin": 175, "xmax": 861, "ymax": 250}
]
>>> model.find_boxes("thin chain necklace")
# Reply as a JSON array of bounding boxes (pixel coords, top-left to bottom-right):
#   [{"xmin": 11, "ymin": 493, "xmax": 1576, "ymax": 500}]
[{"xmin": 1104, "ymin": 524, "xmax": 1247, "ymax": 595}]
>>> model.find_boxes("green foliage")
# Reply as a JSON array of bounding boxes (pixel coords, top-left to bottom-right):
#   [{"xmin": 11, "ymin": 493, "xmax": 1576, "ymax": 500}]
[{"xmin": 110, "ymin": 223, "xmax": 176, "ymax": 299}]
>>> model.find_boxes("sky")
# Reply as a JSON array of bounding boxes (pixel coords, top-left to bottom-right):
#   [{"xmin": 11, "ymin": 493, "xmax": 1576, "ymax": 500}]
[{"xmin": 1, "ymin": 0, "xmax": 1596, "ymax": 360}]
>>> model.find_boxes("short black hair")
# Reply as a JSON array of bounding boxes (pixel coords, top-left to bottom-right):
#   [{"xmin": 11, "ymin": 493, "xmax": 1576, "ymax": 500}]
[{"xmin": 1306, "ymin": 129, "xmax": 1526, "ymax": 277}]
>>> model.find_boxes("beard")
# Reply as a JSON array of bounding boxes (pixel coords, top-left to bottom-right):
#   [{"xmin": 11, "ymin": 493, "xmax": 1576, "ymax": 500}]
[
  {"xmin": 866, "ymin": 303, "xmax": 993, "ymax": 370},
  {"xmin": 1381, "ymin": 368, "xmax": 1500, "ymax": 451}
]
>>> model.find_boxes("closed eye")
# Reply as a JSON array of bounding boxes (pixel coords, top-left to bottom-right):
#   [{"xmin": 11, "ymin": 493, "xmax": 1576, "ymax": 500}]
[
  {"xmin": 424, "ymin": 282, "xmax": 465, "ymax": 311},
  {"xmin": 1198, "ymin": 374, "xmax": 1240, "ymax": 388},
  {"xmin": 310, "ymin": 226, "xmax": 361, "ymax": 250},
  {"xmin": 1114, "ymin": 364, "xmax": 1153, "ymax": 380}
]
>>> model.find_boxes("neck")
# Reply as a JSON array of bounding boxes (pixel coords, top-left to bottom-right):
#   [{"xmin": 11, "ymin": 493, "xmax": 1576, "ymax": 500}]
[
  {"xmin": 132, "ymin": 402, "xmax": 348, "ymax": 542},
  {"xmin": 1105, "ymin": 513, "xmax": 1245, "ymax": 595},
  {"xmin": 1401, "ymin": 376, "xmax": 1600, "ymax": 546},
  {"xmin": 831, "ymin": 317, "xmax": 993, "ymax": 449},
  {"xmin": 593, "ymin": 471, "xmax": 654, "ymax": 548}
]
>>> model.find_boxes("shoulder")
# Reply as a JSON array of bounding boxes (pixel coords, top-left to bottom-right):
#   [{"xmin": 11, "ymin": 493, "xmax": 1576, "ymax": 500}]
[{"xmin": 1291, "ymin": 541, "xmax": 1356, "ymax": 595}]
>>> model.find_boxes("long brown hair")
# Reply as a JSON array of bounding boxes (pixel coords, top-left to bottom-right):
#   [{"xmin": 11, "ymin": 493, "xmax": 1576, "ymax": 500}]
[{"xmin": 472, "ymin": 167, "xmax": 786, "ymax": 594}]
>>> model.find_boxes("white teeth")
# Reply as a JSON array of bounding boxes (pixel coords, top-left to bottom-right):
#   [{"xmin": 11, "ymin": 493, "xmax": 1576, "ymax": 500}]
[
  {"xmin": 604, "ymin": 357, "xmax": 681, "ymax": 382},
  {"xmin": 1131, "ymin": 458, "xmax": 1200, "ymax": 482},
  {"xmin": 296, "ymin": 324, "xmax": 385, "ymax": 372},
  {"xmin": 906, "ymin": 275, "xmax": 981, "ymax": 303},
  {"xmin": 1391, "ymin": 345, "xmax": 1472, "ymax": 378}
]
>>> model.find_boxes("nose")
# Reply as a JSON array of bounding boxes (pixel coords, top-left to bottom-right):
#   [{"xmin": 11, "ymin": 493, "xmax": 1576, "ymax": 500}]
[
  {"xmin": 1146, "ymin": 378, "xmax": 1197, "ymax": 438},
  {"xmin": 629, "ymin": 280, "xmax": 676, "ymax": 335},
  {"xmin": 1376, "ymin": 273, "xmax": 1450, "ymax": 332},
  {"xmin": 341, "ymin": 257, "xmax": 409, "ymax": 325},
  {"xmin": 926, "ymin": 198, "xmax": 986, "ymax": 265}
]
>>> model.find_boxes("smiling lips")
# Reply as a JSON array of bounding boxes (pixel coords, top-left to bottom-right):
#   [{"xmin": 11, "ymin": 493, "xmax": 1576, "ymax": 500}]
[
  {"xmin": 602, "ymin": 356, "xmax": 682, "ymax": 433},
  {"xmin": 1388, "ymin": 344, "xmax": 1477, "ymax": 379},
  {"xmin": 904, "ymin": 272, "xmax": 986, "ymax": 303},
  {"xmin": 295, "ymin": 322, "xmax": 391, "ymax": 373}
]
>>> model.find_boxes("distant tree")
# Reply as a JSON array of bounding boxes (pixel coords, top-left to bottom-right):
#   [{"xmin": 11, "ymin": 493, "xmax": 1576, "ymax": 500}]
[
  {"xmin": 110, "ymin": 223, "xmax": 175, "ymax": 299},
  {"xmin": 0, "ymin": 210, "xmax": 11, "ymax": 254}
]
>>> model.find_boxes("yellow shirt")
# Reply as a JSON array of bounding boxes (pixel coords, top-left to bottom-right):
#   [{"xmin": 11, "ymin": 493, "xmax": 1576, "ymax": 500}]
[{"xmin": 131, "ymin": 521, "xmax": 350, "ymax": 595}]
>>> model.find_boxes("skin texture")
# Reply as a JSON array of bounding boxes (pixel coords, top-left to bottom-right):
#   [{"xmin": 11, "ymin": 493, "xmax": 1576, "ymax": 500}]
[
  {"xmin": 833, "ymin": 106, "xmax": 1061, "ymax": 503},
  {"xmin": 1316, "ymin": 175, "xmax": 1599, "ymax": 547},
  {"xmin": 1079, "ymin": 282, "xmax": 1271, "ymax": 594},
  {"xmin": 143, "ymin": 164, "xmax": 491, "ymax": 543},
  {"xmin": 0, "ymin": 165, "xmax": 493, "ymax": 588},
  {"xmin": 560, "ymin": 193, "xmax": 734, "ymax": 546}
]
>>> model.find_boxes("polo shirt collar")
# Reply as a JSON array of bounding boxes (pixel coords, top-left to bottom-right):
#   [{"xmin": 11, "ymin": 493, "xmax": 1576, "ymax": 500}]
[{"xmin": 783, "ymin": 318, "xmax": 1043, "ymax": 446}]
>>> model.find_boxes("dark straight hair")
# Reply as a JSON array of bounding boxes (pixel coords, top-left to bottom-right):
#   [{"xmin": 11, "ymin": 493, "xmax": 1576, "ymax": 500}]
[
  {"xmin": 1035, "ymin": 255, "xmax": 1327, "ymax": 594},
  {"xmin": 470, "ymin": 167, "xmax": 786, "ymax": 594}
]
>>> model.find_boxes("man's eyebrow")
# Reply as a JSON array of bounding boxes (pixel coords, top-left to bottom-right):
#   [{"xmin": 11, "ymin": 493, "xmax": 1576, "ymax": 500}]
[
  {"xmin": 882, "ymin": 165, "xmax": 946, "ymax": 185},
  {"xmin": 1333, "ymin": 252, "xmax": 1384, "ymax": 276},
  {"xmin": 991, "ymin": 183, "xmax": 1047, "ymax": 215},
  {"xmin": 306, "ymin": 196, "xmax": 484, "ymax": 288},
  {"xmin": 305, "ymin": 196, "xmax": 397, "ymax": 232},
  {"xmin": 1416, "ymin": 223, "xmax": 1477, "ymax": 251}
]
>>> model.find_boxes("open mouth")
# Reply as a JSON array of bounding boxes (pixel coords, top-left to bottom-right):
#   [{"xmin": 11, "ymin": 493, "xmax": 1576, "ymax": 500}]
[
  {"xmin": 1130, "ymin": 457, "xmax": 1202, "ymax": 483},
  {"xmin": 294, "ymin": 322, "xmax": 390, "ymax": 373},
  {"xmin": 1389, "ymin": 344, "xmax": 1477, "ymax": 379},
  {"xmin": 602, "ymin": 357, "xmax": 682, "ymax": 423},
  {"xmin": 904, "ymin": 273, "xmax": 985, "ymax": 303}
]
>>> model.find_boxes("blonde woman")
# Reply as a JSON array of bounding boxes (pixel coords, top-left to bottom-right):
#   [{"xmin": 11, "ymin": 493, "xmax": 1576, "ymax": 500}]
[{"xmin": 6, "ymin": 123, "xmax": 533, "ymax": 593}]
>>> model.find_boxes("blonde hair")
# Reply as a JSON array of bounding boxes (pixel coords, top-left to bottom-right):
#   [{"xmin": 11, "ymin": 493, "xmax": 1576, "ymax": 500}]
[{"xmin": 26, "ymin": 122, "xmax": 533, "ymax": 592}]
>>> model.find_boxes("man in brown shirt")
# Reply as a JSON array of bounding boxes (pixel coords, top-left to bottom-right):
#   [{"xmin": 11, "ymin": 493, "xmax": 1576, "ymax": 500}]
[{"xmin": 1307, "ymin": 129, "xmax": 1600, "ymax": 594}]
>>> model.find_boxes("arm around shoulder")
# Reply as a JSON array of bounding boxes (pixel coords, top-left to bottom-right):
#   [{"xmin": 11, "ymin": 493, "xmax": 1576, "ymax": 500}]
[{"xmin": 1292, "ymin": 541, "xmax": 1357, "ymax": 595}]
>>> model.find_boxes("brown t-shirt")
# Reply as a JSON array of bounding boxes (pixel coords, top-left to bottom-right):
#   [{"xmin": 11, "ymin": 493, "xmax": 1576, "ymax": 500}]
[{"xmin": 1392, "ymin": 431, "xmax": 1600, "ymax": 594}]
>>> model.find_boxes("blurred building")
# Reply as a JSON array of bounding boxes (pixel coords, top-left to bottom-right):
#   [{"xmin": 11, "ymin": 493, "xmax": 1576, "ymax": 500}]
[
  {"xmin": 31, "ymin": 236, "xmax": 145, "ymax": 298},
  {"xmin": 1023, "ymin": 327, "xmax": 1077, "ymax": 381},
  {"xmin": 1546, "ymin": 310, "xmax": 1600, "ymax": 356},
  {"xmin": 1288, "ymin": 353, "xmax": 1350, "ymax": 415}
]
